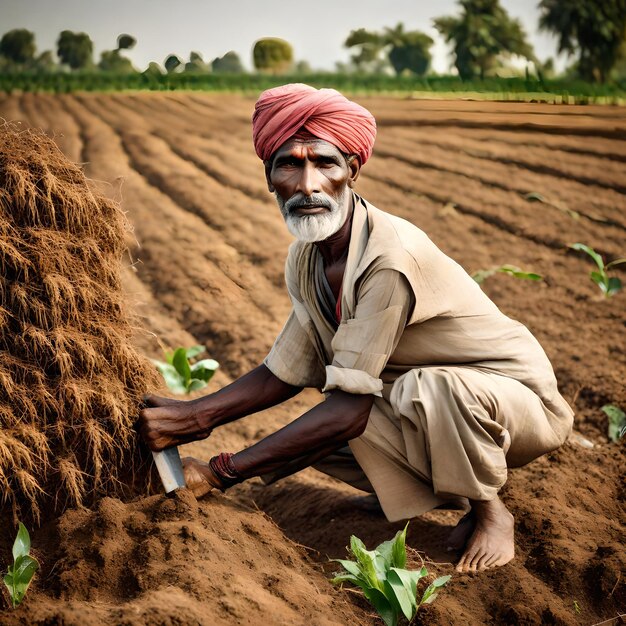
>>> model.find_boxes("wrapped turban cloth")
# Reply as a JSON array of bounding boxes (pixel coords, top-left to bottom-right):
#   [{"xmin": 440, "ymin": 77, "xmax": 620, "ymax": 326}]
[{"xmin": 252, "ymin": 83, "xmax": 377, "ymax": 165}]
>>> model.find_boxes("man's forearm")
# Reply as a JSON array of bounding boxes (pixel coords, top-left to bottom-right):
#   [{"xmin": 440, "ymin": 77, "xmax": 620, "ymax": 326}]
[
  {"xmin": 191, "ymin": 363, "xmax": 302, "ymax": 430},
  {"xmin": 231, "ymin": 390, "xmax": 374, "ymax": 477}
]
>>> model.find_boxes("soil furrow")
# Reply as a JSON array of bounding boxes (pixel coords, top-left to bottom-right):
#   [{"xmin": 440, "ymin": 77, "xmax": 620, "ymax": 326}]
[
  {"xmin": 367, "ymin": 167, "xmax": 565, "ymax": 250},
  {"xmin": 382, "ymin": 127, "xmax": 626, "ymax": 197},
  {"xmin": 377, "ymin": 117, "xmax": 626, "ymax": 141},
  {"xmin": 431, "ymin": 125, "xmax": 626, "ymax": 163},
  {"xmin": 364, "ymin": 97, "xmax": 626, "ymax": 119},
  {"xmin": 81, "ymin": 95, "xmax": 291, "ymax": 282},
  {"xmin": 87, "ymin": 94, "xmax": 290, "ymax": 300},
  {"xmin": 366, "ymin": 154, "xmax": 625, "ymax": 261},
  {"xmin": 374, "ymin": 145, "xmax": 626, "ymax": 232},
  {"xmin": 385, "ymin": 124, "xmax": 625, "ymax": 189},
  {"xmin": 27, "ymin": 93, "xmax": 83, "ymax": 164}
]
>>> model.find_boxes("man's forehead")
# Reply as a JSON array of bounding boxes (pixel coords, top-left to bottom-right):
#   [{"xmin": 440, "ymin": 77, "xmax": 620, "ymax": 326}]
[{"xmin": 273, "ymin": 137, "xmax": 342, "ymax": 159}]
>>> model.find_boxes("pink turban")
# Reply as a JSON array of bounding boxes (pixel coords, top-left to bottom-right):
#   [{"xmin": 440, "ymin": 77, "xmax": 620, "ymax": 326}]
[{"xmin": 252, "ymin": 83, "xmax": 377, "ymax": 165}]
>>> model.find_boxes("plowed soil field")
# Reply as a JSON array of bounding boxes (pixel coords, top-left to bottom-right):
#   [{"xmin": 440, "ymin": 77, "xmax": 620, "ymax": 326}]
[{"xmin": 1, "ymin": 93, "xmax": 624, "ymax": 626}]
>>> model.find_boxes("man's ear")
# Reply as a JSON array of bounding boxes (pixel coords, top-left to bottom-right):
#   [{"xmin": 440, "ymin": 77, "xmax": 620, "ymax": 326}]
[
  {"xmin": 264, "ymin": 161, "xmax": 275, "ymax": 193},
  {"xmin": 347, "ymin": 155, "xmax": 361, "ymax": 188}
]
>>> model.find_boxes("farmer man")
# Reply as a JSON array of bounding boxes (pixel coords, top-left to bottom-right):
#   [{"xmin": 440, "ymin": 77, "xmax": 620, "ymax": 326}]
[{"xmin": 139, "ymin": 83, "xmax": 574, "ymax": 573}]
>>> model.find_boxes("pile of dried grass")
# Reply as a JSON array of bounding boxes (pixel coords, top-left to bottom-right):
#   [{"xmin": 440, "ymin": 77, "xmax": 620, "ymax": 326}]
[{"xmin": 0, "ymin": 124, "xmax": 159, "ymax": 523}]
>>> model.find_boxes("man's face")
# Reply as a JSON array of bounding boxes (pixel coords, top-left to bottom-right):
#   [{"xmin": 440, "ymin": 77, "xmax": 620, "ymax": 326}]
[{"xmin": 266, "ymin": 138, "xmax": 359, "ymax": 243}]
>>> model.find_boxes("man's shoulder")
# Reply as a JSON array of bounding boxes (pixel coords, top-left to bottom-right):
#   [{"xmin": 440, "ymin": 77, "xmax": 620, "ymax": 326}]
[{"xmin": 362, "ymin": 198, "xmax": 439, "ymax": 262}]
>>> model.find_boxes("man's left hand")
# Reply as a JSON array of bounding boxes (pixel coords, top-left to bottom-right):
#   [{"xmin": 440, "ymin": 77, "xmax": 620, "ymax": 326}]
[{"xmin": 182, "ymin": 456, "xmax": 223, "ymax": 497}]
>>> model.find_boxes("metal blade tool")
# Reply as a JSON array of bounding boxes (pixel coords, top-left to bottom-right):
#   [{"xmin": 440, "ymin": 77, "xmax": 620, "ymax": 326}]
[{"xmin": 152, "ymin": 446, "xmax": 186, "ymax": 493}]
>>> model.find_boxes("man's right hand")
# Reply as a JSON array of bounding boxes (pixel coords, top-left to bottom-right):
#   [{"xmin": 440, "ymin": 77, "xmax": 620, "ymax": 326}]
[
  {"xmin": 138, "ymin": 364, "xmax": 301, "ymax": 452},
  {"xmin": 138, "ymin": 396, "xmax": 211, "ymax": 451}
]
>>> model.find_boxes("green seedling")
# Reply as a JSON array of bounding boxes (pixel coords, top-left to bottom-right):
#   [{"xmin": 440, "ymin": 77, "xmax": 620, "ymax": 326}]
[
  {"xmin": 332, "ymin": 523, "xmax": 451, "ymax": 626},
  {"xmin": 472, "ymin": 264, "xmax": 542, "ymax": 285},
  {"xmin": 524, "ymin": 192, "xmax": 580, "ymax": 220},
  {"xmin": 3, "ymin": 522, "xmax": 39, "ymax": 609},
  {"xmin": 601, "ymin": 404, "xmax": 626, "ymax": 443},
  {"xmin": 152, "ymin": 345, "xmax": 218, "ymax": 395},
  {"xmin": 569, "ymin": 243, "xmax": 626, "ymax": 298}
]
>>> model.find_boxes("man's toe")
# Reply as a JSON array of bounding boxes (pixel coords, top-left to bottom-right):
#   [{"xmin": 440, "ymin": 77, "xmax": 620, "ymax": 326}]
[
  {"xmin": 457, "ymin": 546, "xmax": 479, "ymax": 572},
  {"xmin": 475, "ymin": 553, "xmax": 492, "ymax": 571}
]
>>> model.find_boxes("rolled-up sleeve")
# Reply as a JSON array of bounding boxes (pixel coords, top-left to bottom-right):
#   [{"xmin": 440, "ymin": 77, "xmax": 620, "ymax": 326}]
[
  {"xmin": 264, "ymin": 310, "xmax": 325, "ymax": 388},
  {"xmin": 323, "ymin": 269, "xmax": 413, "ymax": 396}
]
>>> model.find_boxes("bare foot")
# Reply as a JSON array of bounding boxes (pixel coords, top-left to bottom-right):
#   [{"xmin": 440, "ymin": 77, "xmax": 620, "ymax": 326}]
[
  {"xmin": 455, "ymin": 497, "xmax": 514, "ymax": 573},
  {"xmin": 447, "ymin": 511, "xmax": 475, "ymax": 552}
]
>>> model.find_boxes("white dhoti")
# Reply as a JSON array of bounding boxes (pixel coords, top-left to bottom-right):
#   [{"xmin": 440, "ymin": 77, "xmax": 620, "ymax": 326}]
[{"xmin": 265, "ymin": 196, "xmax": 574, "ymax": 522}]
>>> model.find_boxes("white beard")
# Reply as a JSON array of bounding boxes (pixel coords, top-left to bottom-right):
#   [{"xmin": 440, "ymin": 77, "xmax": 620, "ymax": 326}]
[{"xmin": 275, "ymin": 188, "xmax": 349, "ymax": 243}]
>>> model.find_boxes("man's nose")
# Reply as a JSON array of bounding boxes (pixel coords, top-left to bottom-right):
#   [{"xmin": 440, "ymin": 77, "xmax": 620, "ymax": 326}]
[{"xmin": 295, "ymin": 162, "xmax": 321, "ymax": 197}]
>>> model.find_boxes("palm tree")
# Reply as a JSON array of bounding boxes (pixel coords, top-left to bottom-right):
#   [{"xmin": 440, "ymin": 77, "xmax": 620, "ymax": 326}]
[
  {"xmin": 434, "ymin": 0, "xmax": 535, "ymax": 79},
  {"xmin": 538, "ymin": 0, "xmax": 626, "ymax": 83}
]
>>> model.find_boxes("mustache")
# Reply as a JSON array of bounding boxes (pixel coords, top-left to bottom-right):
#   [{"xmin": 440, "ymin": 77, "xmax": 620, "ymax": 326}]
[{"xmin": 282, "ymin": 192, "xmax": 334, "ymax": 214}]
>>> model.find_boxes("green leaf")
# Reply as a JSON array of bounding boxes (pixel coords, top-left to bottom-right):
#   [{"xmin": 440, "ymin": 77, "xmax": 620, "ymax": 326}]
[
  {"xmin": 152, "ymin": 361, "xmax": 187, "ymax": 394},
  {"xmin": 375, "ymin": 524, "xmax": 407, "ymax": 570},
  {"xmin": 391, "ymin": 522, "xmax": 408, "ymax": 569},
  {"xmin": 333, "ymin": 559, "xmax": 363, "ymax": 579},
  {"xmin": 3, "ymin": 570, "xmax": 16, "ymax": 608},
  {"xmin": 606, "ymin": 277, "xmax": 622, "ymax": 297},
  {"xmin": 390, "ymin": 566, "xmax": 427, "ymax": 603},
  {"xmin": 376, "ymin": 539, "xmax": 394, "ymax": 569},
  {"xmin": 171, "ymin": 348, "xmax": 191, "ymax": 384},
  {"xmin": 186, "ymin": 378, "xmax": 208, "ymax": 393},
  {"xmin": 192, "ymin": 358, "xmax": 219, "ymax": 371},
  {"xmin": 9, "ymin": 555, "xmax": 38, "ymax": 607},
  {"xmin": 189, "ymin": 368, "xmax": 213, "ymax": 383},
  {"xmin": 602, "ymin": 404, "xmax": 626, "ymax": 442},
  {"xmin": 349, "ymin": 535, "xmax": 385, "ymax": 591},
  {"xmin": 471, "ymin": 268, "xmax": 495, "ymax": 284},
  {"xmin": 4, "ymin": 553, "xmax": 38, "ymax": 608},
  {"xmin": 190, "ymin": 359, "xmax": 219, "ymax": 382},
  {"xmin": 184, "ymin": 345, "xmax": 206, "ymax": 360},
  {"xmin": 361, "ymin": 586, "xmax": 398, "ymax": 626},
  {"xmin": 606, "ymin": 258, "xmax": 626, "ymax": 270},
  {"xmin": 524, "ymin": 191, "xmax": 546, "ymax": 202},
  {"xmin": 12, "ymin": 523, "xmax": 30, "ymax": 561},
  {"xmin": 386, "ymin": 569, "xmax": 417, "ymax": 621},
  {"xmin": 590, "ymin": 270, "xmax": 608, "ymax": 291},
  {"xmin": 333, "ymin": 569, "xmax": 397, "ymax": 625},
  {"xmin": 498, "ymin": 265, "xmax": 542, "ymax": 281},
  {"xmin": 420, "ymin": 575, "xmax": 451, "ymax": 606},
  {"xmin": 569, "ymin": 243, "xmax": 605, "ymax": 271},
  {"xmin": 331, "ymin": 573, "xmax": 361, "ymax": 586}
]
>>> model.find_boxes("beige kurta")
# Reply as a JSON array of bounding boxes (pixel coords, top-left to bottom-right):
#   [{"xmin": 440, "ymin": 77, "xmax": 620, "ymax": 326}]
[{"xmin": 265, "ymin": 194, "xmax": 574, "ymax": 522}]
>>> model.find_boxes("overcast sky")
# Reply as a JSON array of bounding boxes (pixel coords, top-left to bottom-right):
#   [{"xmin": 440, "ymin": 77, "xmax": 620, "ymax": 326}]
[{"xmin": 1, "ymin": 0, "xmax": 567, "ymax": 73}]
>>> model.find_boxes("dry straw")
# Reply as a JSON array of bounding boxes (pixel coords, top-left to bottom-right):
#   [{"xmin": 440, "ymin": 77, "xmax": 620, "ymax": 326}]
[{"xmin": 0, "ymin": 123, "xmax": 159, "ymax": 524}]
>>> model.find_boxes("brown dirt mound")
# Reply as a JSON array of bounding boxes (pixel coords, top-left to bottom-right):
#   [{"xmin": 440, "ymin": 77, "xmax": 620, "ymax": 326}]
[
  {"xmin": 0, "ymin": 124, "xmax": 159, "ymax": 523},
  {"xmin": 0, "ymin": 488, "xmax": 363, "ymax": 625}
]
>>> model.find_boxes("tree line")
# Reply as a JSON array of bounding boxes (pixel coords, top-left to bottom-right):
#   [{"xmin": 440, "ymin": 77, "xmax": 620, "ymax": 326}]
[{"xmin": 1, "ymin": 0, "xmax": 624, "ymax": 83}]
